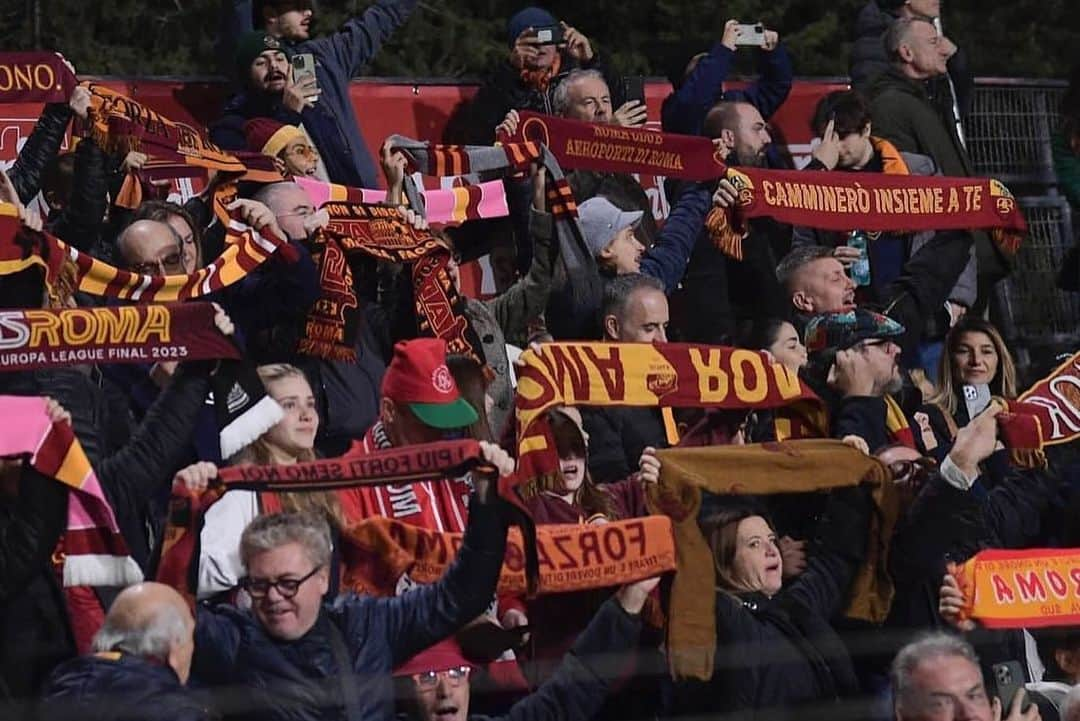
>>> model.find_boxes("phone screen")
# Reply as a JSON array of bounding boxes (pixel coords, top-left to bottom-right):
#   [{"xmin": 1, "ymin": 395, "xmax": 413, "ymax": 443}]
[
  {"xmin": 962, "ymin": 384, "xmax": 992, "ymax": 420},
  {"xmin": 622, "ymin": 76, "xmax": 645, "ymax": 105}
]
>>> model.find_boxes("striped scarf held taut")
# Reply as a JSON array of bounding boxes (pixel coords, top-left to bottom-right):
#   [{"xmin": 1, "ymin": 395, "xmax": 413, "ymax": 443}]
[{"xmin": 0, "ymin": 203, "xmax": 298, "ymax": 303}]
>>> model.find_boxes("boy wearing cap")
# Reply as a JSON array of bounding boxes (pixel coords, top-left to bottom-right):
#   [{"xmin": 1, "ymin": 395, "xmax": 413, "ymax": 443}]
[
  {"xmin": 395, "ymin": 576, "xmax": 660, "ymax": 721},
  {"xmin": 243, "ymin": 117, "xmax": 323, "ymax": 178}
]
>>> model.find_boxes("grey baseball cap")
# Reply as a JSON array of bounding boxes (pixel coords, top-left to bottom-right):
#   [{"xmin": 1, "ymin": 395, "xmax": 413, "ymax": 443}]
[{"xmin": 578, "ymin": 197, "xmax": 644, "ymax": 258}]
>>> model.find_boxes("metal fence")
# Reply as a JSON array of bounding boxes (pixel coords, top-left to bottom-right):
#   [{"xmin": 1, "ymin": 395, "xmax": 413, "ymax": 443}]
[{"xmin": 965, "ymin": 79, "xmax": 1078, "ymax": 376}]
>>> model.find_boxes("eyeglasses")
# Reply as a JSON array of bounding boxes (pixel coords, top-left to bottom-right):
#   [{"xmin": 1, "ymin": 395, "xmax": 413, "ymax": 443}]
[
  {"xmin": 240, "ymin": 565, "xmax": 322, "ymax": 599},
  {"xmin": 129, "ymin": 252, "xmax": 182, "ymax": 276},
  {"xmin": 285, "ymin": 144, "xmax": 320, "ymax": 160},
  {"xmin": 889, "ymin": 457, "xmax": 937, "ymax": 487},
  {"xmin": 412, "ymin": 666, "xmax": 471, "ymax": 692},
  {"xmin": 856, "ymin": 338, "xmax": 894, "ymax": 353}
]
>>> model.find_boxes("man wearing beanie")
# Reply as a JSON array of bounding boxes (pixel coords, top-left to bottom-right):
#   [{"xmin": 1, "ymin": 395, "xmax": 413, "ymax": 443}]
[
  {"xmin": 462, "ymin": 6, "xmax": 604, "ymax": 146},
  {"xmin": 243, "ymin": 117, "xmax": 323, "ymax": 178},
  {"xmin": 213, "ymin": 0, "xmax": 420, "ymax": 187}
]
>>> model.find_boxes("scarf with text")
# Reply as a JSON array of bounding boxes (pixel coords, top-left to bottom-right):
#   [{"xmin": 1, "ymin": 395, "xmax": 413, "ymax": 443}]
[
  {"xmin": 80, "ymin": 82, "xmax": 245, "ymax": 175},
  {"xmin": 1015, "ymin": 351, "xmax": 1080, "ymax": 447},
  {"xmin": 0, "ymin": 52, "xmax": 77, "ymax": 104},
  {"xmin": 510, "ymin": 342, "xmax": 824, "ymax": 508},
  {"xmin": 0, "ymin": 204, "xmax": 298, "ymax": 303},
  {"xmin": 295, "ymin": 176, "xmax": 510, "ymax": 228},
  {"xmin": 949, "ymin": 549, "xmax": 1080, "ymax": 629},
  {"xmin": 155, "ymin": 439, "xmax": 488, "ymax": 604},
  {"xmin": 299, "ymin": 201, "xmax": 482, "ymax": 363},
  {"xmin": 507, "ymin": 111, "xmax": 1026, "ymax": 260},
  {"xmin": 650, "ymin": 441, "xmax": 893, "ymax": 681},
  {"xmin": 386, "ymin": 135, "xmax": 597, "ymax": 314},
  {"xmin": 0, "ymin": 302, "xmax": 240, "ymax": 372},
  {"xmin": 2, "ymin": 396, "xmax": 143, "ymax": 587},
  {"xmin": 342, "ymin": 514, "xmax": 675, "ymax": 597}
]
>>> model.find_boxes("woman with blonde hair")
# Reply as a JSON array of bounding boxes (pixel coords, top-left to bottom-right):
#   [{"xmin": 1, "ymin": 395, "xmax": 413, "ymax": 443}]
[
  {"xmin": 174, "ymin": 363, "xmax": 347, "ymax": 600},
  {"xmin": 928, "ymin": 317, "xmax": 1017, "ymax": 430}
]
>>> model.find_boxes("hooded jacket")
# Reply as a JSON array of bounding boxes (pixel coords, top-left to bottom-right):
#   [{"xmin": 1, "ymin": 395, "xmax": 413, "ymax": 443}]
[{"xmin": 213, "ymin": 0, "xmax": 419, "ymax": 187}]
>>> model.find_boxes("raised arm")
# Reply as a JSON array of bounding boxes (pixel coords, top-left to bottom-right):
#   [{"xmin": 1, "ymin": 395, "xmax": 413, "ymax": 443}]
[
  {"xmin": 302, "ymin": 0, "xmax": 420, "ymax": 78},
  {"xmin": 639, "ymin": 183, "xmax": 712, "ymax": 293}
]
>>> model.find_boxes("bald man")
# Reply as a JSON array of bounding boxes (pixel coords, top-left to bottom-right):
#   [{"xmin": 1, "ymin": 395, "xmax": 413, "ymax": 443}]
[
  {"xmin": 117, "ymin": 219, "xmax": 186, "ymax": 276},
  {"xmin": 41, "ymin": 582, "xmax": 208, "ymax": 721}
]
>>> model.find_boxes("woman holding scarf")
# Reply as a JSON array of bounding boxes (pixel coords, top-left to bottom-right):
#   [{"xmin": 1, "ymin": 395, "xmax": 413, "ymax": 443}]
[{"xmin": 176, "ymin": 363, "xmax": 348, "ymax": 602}]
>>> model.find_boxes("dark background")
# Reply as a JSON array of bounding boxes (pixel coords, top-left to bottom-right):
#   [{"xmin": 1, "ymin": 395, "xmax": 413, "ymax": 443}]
[{"xmin": 1, "ymin": 0, "xmax": 1077, "ymax": 81}]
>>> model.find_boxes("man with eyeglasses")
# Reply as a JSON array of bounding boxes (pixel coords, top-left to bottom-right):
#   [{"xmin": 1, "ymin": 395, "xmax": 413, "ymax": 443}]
[
  {"xmin": 394, "ymin": 576, "xmax": 661, "ymax": 721},
  {"xmin": 117, "ymin": 219, "xmax": 187, "ymax": 277},
  {"xmin": 193, "ymin": 439, "xmax": 514, "ymax": 721}
]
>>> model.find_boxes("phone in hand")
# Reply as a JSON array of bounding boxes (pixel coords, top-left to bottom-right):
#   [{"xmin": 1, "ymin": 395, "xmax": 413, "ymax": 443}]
[
  {"xmin": 533, "ymin": 24, "xmax": 565, "ymax": 46},
  {"xmin": 991, "ymin": 661, "xmax": 1032, "ymax": 714},
  {"xmin": 735, "ymin": 22, "xmax": 766, "ymax": 47},
  {"xmin": 622, "ymin": 75, "xmax": 646, "ymax": 106},
  {"xmin": 291, "ymin": 53, "xmax": 319, "ymax": 102},
  {"xmin": 962, "ymin": 384, "xmax": 992, "ymax": 421}
]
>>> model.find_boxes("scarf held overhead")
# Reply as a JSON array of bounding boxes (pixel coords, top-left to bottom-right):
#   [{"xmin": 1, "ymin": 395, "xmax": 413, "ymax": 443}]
[
  {"xmin": 949, "ymin": 549, "xmax": 1080, "ymax": 629},
  {"xmin": 507, "ymin": 111, "xmax": 1026, "ymax": 258},
  {"xmin": 0, "ymin": 205, "xmax": 298, "ymax": 303},
  {"xmin": 510, "ymin": 342, "xmax": 822, "ymax": 505},
  {"xmin": 300, "ymin": 202, "xmax": 481, "ymax": 363},
  {"xmin": 650, "ymin": 441, "xmax": 893, "ymax": 681},
  {"xmin": 342, "ymin": 515, "xmax": 676, "ymax": 597},
  {"xmin": 155, "ymin": 440, "xmax": 490, "ymax": 602},
  {"xmin": 1, "ymin": 396, "xmax": 142, "ymax": 587},
  {"xmin": 0, "ymin": 52, "xmax": 78, "ymax": 104},
  {"xmin": 1016, "ymin": 351, "xmax": 1080, "ymax": 446},
  {"xmin": 0, "ymin": 302, "xmax": 240, "ymax": 371}
]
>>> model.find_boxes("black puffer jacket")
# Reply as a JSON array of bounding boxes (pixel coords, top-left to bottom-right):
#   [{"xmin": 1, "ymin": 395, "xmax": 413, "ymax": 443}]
[
  {"xmin": 0, "ymin": 466, "xmax": 74, "ymax": 705},
  {"xmin": 7, "ymin": 103, "xmax": 71, "ymax": 205},
  {"xmin": 41, "ymin": 652, "xmax": 212, "ymax": 721},
  {"xmin": 6, "ymin": 104, "xmax": 110, "ymax": 256}
]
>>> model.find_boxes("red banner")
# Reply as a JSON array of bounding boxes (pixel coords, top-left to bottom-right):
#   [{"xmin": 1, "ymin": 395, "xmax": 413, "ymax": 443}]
[
  {"xmin": 1017, "ymin": 351, "xmax": 1080, "ymax": 446},
  {"xmin": 0, "ymin": 302, "xmax": 238, "ymax": 371},
  {"xmin": 0, "ymin": 53, "xmax": 76, "ymax": 104}
]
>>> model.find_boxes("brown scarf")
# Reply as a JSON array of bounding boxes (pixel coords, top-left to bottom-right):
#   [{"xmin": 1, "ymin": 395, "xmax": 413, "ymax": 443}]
[{"xmin": 647, "ymin": 441, "xmax": 894, "ymax": 681}]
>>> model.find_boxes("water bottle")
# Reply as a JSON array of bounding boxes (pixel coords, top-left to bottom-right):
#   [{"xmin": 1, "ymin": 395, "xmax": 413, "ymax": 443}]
[{"xmin": 847, "ymin": 230, "xmax": 871, "ymax": 287}]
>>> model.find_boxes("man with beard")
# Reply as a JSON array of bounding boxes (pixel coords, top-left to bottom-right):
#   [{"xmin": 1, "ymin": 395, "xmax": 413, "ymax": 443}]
[
  {"xmin": 213, "ymin": 0, "xmax": 419, "ymax": 186},
  {"xmin": 803, "ymin": 309, "xmax": 914, "ymax": 452},
  {"xmin": 674, "ymin": 100, "xmax": 791, "ymax": 344}
]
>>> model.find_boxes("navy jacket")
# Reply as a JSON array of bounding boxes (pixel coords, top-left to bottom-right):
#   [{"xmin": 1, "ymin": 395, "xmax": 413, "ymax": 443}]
[
  {"xmin": 214, "ymin": 0, "xmax": 419, "ymax": 187},
  {"xmin": 473, "ymin": 597, "xmax": 643, "ymax": 721},
  {"xmin": 661, "ymin": 43, "xmax": 793, "ymax": 136},
  {"xmin": 192, "ymin": 496, "xmax": 506, "ymax": 721},
  {"xmin": 42, "ymin": 652, "xmax": 211, "ymax": 721}
]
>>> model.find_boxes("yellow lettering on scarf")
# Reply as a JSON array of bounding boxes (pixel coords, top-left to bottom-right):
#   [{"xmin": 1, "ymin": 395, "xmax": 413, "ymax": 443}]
[
  {"xmin": 688, "ymin": 348, "xmax": 730, "ymax": 401},
  {"xmin": 26, "ymin": 311, "xmax": 61, "ymax": 347},
  {"xmin": 134, "ymin": 306, "xmax": 171, "ymax": 343},
  {"xmin": 730, "ymin": 349, "xmax": 768, "ymax": 403}
]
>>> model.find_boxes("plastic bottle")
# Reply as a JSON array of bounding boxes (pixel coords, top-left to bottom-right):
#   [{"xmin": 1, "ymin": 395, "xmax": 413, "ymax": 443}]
[{"xmin": 847, "ymin": 230, "xmax": 871, "ymax": 287}]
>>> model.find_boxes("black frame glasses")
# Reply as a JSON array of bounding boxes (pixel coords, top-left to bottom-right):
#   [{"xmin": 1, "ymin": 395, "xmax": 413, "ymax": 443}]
[{"xmin": 240, "ymin": 565, "xmax": 322, "ymax": 599}]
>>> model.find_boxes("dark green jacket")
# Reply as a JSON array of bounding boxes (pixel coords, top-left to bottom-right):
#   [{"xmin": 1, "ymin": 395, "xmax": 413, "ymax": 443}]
[{"xmin": 869, "ymin": 67, "xmax": 1008, "ymax": 283}]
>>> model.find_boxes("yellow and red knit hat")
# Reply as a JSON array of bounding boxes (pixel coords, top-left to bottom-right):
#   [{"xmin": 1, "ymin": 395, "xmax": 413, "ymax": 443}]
[{"xmin": 243, "ymin": 118, "xmax": 304, "ymax": 157}]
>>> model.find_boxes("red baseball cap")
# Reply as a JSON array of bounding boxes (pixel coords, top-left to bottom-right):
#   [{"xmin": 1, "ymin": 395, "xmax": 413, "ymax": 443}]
[
  {"xmin": 394, "ymin": 636, "xmax": 474, "ymax": 677},
  {"xmin": 381, "ymin": 338, "xmax": 479, "ymax": 429}
]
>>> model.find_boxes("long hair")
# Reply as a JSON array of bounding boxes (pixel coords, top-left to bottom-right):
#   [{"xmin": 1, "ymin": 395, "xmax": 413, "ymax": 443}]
[
  {"xmin": 928, "ymin": 317, "xmax": 1017, "ymax": 418},
  {"xmin": 700, "ymin": 503, "xmax": 773, "ymax": 594},
  {"xmin": 231, "ymin": 363, "xmax": 342, "ymax": 527},
  {"xmin": 546, "ymin": 409, "xmax": 617, "ymax": 520}
]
